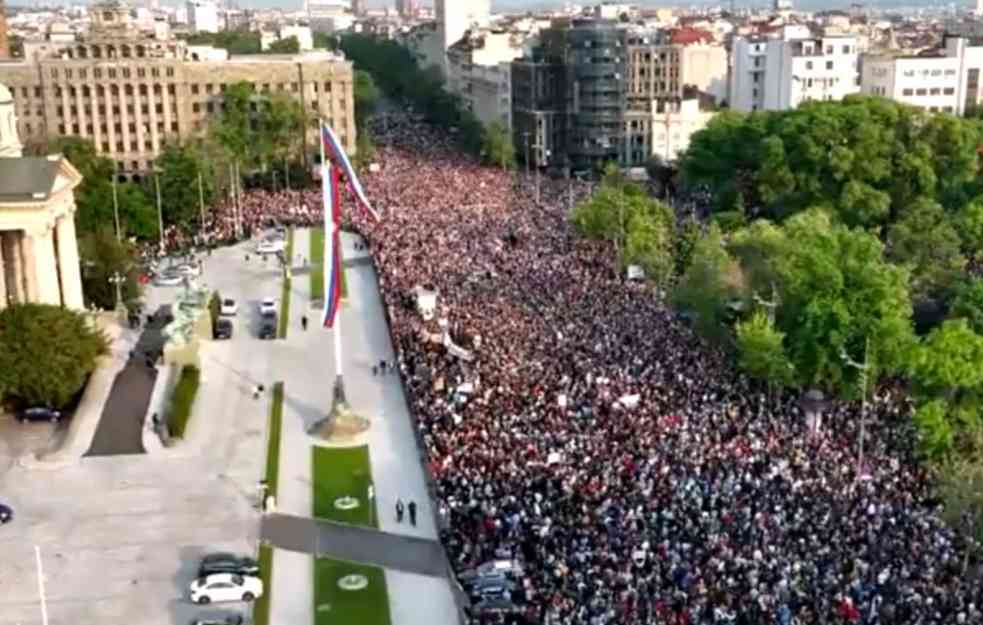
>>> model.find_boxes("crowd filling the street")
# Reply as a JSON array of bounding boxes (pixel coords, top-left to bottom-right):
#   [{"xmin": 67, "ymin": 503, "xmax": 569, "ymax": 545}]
[{"xmin": 153, "ymin": 113, "xmax": 980, "ymax": 625}]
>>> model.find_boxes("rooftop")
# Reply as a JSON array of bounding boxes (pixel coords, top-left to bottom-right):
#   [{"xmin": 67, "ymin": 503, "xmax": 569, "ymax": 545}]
[{"xmin": 0, "ymin": 157, "xmax": 64, "ymax": 203}]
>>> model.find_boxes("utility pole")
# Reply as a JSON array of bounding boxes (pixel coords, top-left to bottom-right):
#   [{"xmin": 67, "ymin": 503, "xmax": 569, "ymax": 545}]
[
  {"xmin": 111, "ymin": 172, "xmax": 121, "ymax": 243},
  {"xmin": 154, "ymin": 171, "xmax": 164, "ymax": 252},
  {"xmin": 841, "ymin": 336, "xmax": 871, "ymax": 484}
]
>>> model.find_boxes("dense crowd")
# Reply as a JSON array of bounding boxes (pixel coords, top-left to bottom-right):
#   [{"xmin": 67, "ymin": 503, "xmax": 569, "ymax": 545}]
[{"xmin": 342, "ymin": 113, "xmax": 983, "ymax": 625}]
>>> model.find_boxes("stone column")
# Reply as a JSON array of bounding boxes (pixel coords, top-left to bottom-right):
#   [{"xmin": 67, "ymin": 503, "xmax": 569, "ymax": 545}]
[
  {"xmin": 55, "ymin": 216, "xmax": 85, "ymax": 310},
  {"xmin": 26, "ymin": 227, "xmax": 62, "ymax": 306},
  {"xmin": 2, "ymin": 231, "xmax": 25, "ymax": 303},
  {"xmin": 19, "ymin": 231, "xmax": 38, "ymax": 302},
  {"xmin": 0, "ymin": 233, "xmax": 6, "ymax": 310}
]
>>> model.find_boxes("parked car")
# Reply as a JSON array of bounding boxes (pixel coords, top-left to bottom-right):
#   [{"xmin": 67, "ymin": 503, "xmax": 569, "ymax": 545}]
[
  {"xmin": 259, "ymin": 298, "xmax": 277, "ymax": 317},
  {"xmin": 256, "ymin": 240, "xmax": 285, "ymax": 255},
  {"xmin": 16, "ymin": 406, "xmax": 62, "ymax": 423},
  {"xmin": 189, "ymin": 574, "xmax": 263, "ymax": 605},
  {"xmin": 0, "ymin": 502, "xmax": 12, "ymax": 524},
  {"xmin": 189, "ymin": 615, "xmax": 244, "ymax": 625},
  {"xmin": 175, "ymin": 263, "xmax": 201, "ymax": 278},
  {"xmin": 198, "ymin": 553, "xmax": 259, "ymax": 578},
  {"xmin": 214, "ymin": 319, "xmax": 233, "ymax": 340},
  {"xmin": 220, "ymin": 299, "xmax": 238, "ymax": 316},
  {"xmin": 259, "ymin": 318, "xmax": 277, "ymax": 340},
  {"xmin": 155, "ymin": 272, "xmax": 183, "ymax": 287}
]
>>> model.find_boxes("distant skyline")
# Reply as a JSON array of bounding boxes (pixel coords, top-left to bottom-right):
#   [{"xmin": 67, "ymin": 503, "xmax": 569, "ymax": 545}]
[{"xmin": 5, "ymin": 0, "xmax": 973, "ymax": 13}]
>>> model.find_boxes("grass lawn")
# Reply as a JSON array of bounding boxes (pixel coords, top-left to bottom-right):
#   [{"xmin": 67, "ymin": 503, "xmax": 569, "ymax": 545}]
[
  {"xmin": 265, "ymin": 382, "xmax": 284, "ymax": 497},
  {"xmin": 312, "ymin": 445, "xmax": 376, "ymax": 527},
  {"xmin": 252, "ymin": 544, "xmax": 274, "ymax": 625},
  {"xmin": 278, "ymin": 228, "xmax": 295, "ymax": 339},
  {"xmin": 310, "ymin": 226, "xmax": 347, "ymax": 303},
  {"xmin": 313, "ymin": 558, "xmax": 391, "ymax": 625}
]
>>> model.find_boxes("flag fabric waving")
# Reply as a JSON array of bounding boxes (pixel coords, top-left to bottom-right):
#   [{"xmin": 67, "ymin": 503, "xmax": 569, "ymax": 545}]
[
  {"xmin": 320, "ymin": 121, "xmax": 380, "ymax": 221},
  {"xmin": 322, "ymin": 164, "xmax": 343, "ymax": 329}
]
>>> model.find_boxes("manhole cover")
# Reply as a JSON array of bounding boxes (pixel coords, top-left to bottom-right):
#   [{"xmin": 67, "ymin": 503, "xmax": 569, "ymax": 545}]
[
  {"xmin": 338, "ymin": 574, "xmax": 369, "ymax": 591},
  {"xmin": 334, "ymin": 496, "xmax": 360, "ymax": 510}
]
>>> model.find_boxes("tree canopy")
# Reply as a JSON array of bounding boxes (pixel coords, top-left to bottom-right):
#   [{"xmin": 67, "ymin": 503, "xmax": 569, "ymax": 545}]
[
  {"xmin": 155, "ymin": 142, "xmax": 216, "ymax": 230},
  {"xmin": 0, "ymin": 304, "xmax": 108, "ymax": 408}
]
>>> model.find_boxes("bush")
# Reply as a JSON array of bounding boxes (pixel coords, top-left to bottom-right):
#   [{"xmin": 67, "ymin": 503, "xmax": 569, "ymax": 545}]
[
  {"xmin": 711, "ymin": 210, "xmax": 748, "ymax": 233},
  {"xmin": 168, "ymin": 365, "xmax": 200, "ymax": 439},
  {"xmin": 0, "ymin": 303, "xmax": 108, "ymax": 408}
]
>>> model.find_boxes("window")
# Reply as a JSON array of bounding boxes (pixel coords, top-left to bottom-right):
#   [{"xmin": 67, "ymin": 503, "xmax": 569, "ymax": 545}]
[
  {"xmin": 191, "ymin": 84, "xmax": 199, "ymax": 95},
  {"xmin": 842, "ymin": 45, "xmax": 850, "ymax": 54},
  {"xmin": 166, "ymin": 67, "xmax": 174, "ymax": 77},
  {"xmin": 826, "ymin": 61, "xmax": 833, "ymax": 70},
  {"xmin": 167, "ymin": 85, "xmax": 176, "ymax": 96},
  {"xmin": 94, "ymin": 68, "xmax": 103, "ymax": 79},
  {"xmin": 944, "ymin": 87, "xmax": 955, "ymax": 95},
  {"xmin": 108, "ymin": 68, "xmax": 117, "ymax": 79},
  {"xmin": 323, "ymin": 82, "xmax": 332, "ymax": 92},
  {"xmin": 192, "ymin": 103, "xmax": 200, "ymax": 113},
  {"xmin": 138, "ymin": 68, "xmax": 145, "ymax": 78},
  {"xmin": 944, "ymin": 106, "xmax": 954, "ymax": 113},
  {"xmin": 930, "ymin": 88, "xmax": 941, "ymax": 96},
  {"xmin": 805, "ymin": 61, "xmax": 813, "ymax": 70},
  {"xmin": 171, "ymin": 122, "xmax": 178, "ymax": 132},
  {"xmin": 34, "ymin": 86, "xmax": 41, "ymax": 98},
  {"xmin": 916, "ymin": 88, "xmax": 927, "ymax": 96}
]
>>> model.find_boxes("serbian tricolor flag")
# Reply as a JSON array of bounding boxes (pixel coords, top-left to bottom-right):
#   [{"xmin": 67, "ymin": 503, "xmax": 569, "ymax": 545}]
[
  {"xmin": 322, "ymin": 164, "xmax": 343, "ymax": 329},
  {"xmin": 320, "ymin": 121, "xmax": 380, "ymax": 221}
]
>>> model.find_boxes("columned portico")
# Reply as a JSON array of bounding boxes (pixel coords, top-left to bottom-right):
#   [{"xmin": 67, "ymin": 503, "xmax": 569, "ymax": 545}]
[
  {"xmin": 55, "ymin": 216, "xmax": 84, "ymax": 310},
  {"xmin": 30, "ymin": 225, "xmax": 63, "ymax": 307}
]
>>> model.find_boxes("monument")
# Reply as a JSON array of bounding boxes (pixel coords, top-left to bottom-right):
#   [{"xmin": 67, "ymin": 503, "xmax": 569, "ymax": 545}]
[{"xmin": 0, "ymin": 82, "xmax": 85, "ymax": 310}]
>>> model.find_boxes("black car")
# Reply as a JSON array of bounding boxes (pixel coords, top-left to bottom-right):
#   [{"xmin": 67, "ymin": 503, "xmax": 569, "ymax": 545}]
[
  {"xmin": 0, "ymin": 503, "xmax": 12, "ymax": 524},
  {"xmin": 198, "ymin": 553, "xmax": 259, "ymax": 578},
  {"xmin": 259, "ymin": 319, "xmax": 276, "ymax": 340},
  {"xmin": 16, "ymin": 406, "xmax": 62, "ymax": 423},
  {"xmin": 189, "ymin": 614, "xmax": 244, "ymax": 625},
  {"xmin": 214, "ymin": 319, "xmax": 233, "ymax": 340}
]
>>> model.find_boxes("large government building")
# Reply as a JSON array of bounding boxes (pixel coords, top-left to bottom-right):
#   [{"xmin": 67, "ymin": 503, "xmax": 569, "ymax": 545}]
[{"xmin": 0, "ymin": 1, "xmax": 356, "ymax": 176}]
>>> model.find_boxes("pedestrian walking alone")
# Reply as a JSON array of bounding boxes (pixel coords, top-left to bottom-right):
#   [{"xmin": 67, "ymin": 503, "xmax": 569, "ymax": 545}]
[
  {"xmin": 301, "ymin": 315, "xmax": 308, "ymax": 331},
  {"xmin": 395, "ymin": 498, "xmax": 405, "ymax": 523},
  {"xmin": 408, "ymin": 500, "xmax": 417, "ymax": 526}
]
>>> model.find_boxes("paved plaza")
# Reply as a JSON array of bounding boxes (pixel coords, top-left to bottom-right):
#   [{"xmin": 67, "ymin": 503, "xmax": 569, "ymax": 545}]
[{"xmin": 0, "ymin": 240, "xmax": 280, "ymax": 625}]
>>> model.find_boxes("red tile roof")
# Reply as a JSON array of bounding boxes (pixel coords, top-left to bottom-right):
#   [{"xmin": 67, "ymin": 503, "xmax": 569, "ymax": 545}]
[{"xmin": 671, "ymin": 27, "xmax": 714, "ymax": 45}]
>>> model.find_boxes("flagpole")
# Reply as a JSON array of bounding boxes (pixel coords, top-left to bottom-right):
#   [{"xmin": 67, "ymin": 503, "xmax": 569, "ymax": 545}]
[{"xmin": 320, "ymin": 120, "xmax": 346, "ymax": 414}]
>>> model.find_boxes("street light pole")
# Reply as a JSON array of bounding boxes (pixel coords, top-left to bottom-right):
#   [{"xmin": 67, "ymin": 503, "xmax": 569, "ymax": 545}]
[
  {"xmin": 197, "ymin": 170, "xmax": 206, "ymax": 237},
  {"xmin": 111, "ymin": 172, "xmax": 121, "ymax": 243},
  {"xmin": 841, "ymin": 336, "xmax": 871, "ymax": 482},
  {"xmin": 109, "ymin": 271, "xmax": 125, "ymax": 313}
]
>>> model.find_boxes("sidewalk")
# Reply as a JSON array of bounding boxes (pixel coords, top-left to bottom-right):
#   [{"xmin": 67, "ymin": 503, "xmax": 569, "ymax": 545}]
[{"xmin": 266, "ymin": 229, "xmax": 457, "ymax": 625}]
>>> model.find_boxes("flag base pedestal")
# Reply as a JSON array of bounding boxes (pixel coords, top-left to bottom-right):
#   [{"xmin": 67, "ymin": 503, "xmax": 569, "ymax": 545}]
[{"xmin": 308, "ymin": 378, "xmax": 369, "ymax": 441}]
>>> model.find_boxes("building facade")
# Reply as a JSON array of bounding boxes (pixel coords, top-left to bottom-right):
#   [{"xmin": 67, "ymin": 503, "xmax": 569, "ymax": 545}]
[
  {"xmin": 187, "ymin": 1, "xmax": 220, "ymax": 34},
  {"xmin": 446, "ymin": 29, "xmax": 525, "ymax": 130},
  {"xmin": 650, "ymin": 98, "xmax": 716, "ymax": 163},
  {"xmin": 435, "ymin": 0, "xmax": 491, "ymax": 55},
  {"xmin": 0, "ymin": 3, "xmax": 356, "ymax": 175},
  {"xmin": 0, "ymin": 0, "xmax": 9, "ymax": 59},
  {"xmin": 860, "ymin": 37, "xmax": 983, "ymax": 116},
  {"xmin": 730, "ymin": 32, "xmax": 860, "ymax": 111},
  {"xmin": 0, "ymin": 83, "xmax": 85, "ymax": 311}
]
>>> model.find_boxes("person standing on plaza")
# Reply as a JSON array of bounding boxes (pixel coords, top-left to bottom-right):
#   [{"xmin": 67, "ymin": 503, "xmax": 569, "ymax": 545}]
[
  {"xmin": 395, "ymin": 498, "xmax": 405, "ymax": 523},
  {"xmin": 408, "ymin": 500, "xmax": 417, "ymax": 526}
]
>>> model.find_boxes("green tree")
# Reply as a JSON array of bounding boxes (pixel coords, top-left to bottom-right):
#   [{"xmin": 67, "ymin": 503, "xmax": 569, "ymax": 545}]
[
  {"xmin": 211, "ymin": 82, "xmax": 256, "ymax": 165},
  {"xmin": 886, "ymin": 198, "xmax": 965, "ymax": 300},
  {"xmin": 674, "ymin": 224, "xmax": 744, "ymax": 338},
  {"xmin": 0, "ymin": 304, "xmax": 108, "ymax": 408},
  {"xmin": 673, "ymin": 221, "xmax": 701, "ymax": 277},
  {"xmin": 49, "ymin": 137, "xmax": 156, "ymax": 240},
  {"xmin": 155, "ymin": 142, "xmax": 215, "ymax": 229},
  {"xmin": 353, "ymin": 69, "xmax": 380, "ymax": 130},
  {"xmin": 952, "ymin": 276, "xmax": 983, "ymax": 335},
  {"xmin": 481, "ymin": 121, "xmax": 516, "ymax": 170},
  {"xmin": 267, "ymin": 36, "xmax": 300, "ymax": 54},
  {"xmin": 259, "ymin": 93, "xmax": 307, "ymax": 180},
  {"xmin": 623, "ymin": 206, "xmax": 675, "ymax": 284},
  {"xmin": 185, "ymin": 31, "xmax": 261, "ymax": 55},
  {"xmin": 956, "ymin": 196, "xmax": 983, "ymax": 258},
  {"xmin": 735, "ymin": 310, "xmax": 795, "ymax": 390},
  {"xmin": 77, "ymin": 228, "xmax": 143, "ymax": 310}
]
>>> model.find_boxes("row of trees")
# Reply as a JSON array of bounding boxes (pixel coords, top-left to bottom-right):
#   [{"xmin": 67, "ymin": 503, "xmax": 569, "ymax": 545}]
[
  {"xmin": 668, "ymin": 96, "xmax": 983, "ymax": 466},
  {"xmin": 339, "ymin": 34, "xmax": 516, "ymax": 167},
  {"xmin": 183, "ymin": 32, "xmax": 302, "ymax": 55}
]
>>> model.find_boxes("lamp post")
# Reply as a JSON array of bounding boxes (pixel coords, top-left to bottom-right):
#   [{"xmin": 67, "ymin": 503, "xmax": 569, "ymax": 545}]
[
  {"xmin": 153, "ymin": 171, "xmax": 164, "ymax": 253},
  {"xmin": 109, "ymin": 271, "xmax": 125, "ymax": 313},
  {"xmin": 840, "ymin": 336, "xmax": 871, "ymax": 482}
]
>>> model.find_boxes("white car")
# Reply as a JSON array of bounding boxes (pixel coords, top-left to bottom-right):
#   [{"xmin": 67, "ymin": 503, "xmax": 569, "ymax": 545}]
[
  {"xmin": 256, "ymin": 240, "xmax": 285, "ymax": 255},
  {"xmin": 189, "ymin": 573, "xmax": 263, "ymax": 605},
  {"xmin": 155, "ymin": 272, "xmax": 183, "ymax": 287},
  {"xmin": 220, "ymin": 298, "xmax": 238, "ymax": 316},
  {"xmin": 259, "ymin": 298, "xmax": 277, "ymax": 317},
  {"xmin": 174, "ymin": 263, "xmax": 201, "ymax": 278}
]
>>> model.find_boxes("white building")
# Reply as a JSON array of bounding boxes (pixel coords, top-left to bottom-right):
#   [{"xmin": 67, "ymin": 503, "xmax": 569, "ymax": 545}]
[
  {"xmin": 435, "ymin": 0, "xmax": 491, "ymax": 53},
  {"xmin": 860, "ymin": 36, "xmax": 983, "ymax": 116},
  {"xmin": 447, "ymin": 28, "xmax": 528, "ymax": 129},
  {"xmin": 187, "ymin": 0, "xmax": 219, "ymax": 34},
  {"xmin": 650, "ymin": 98, "xmax": 716, "ymax": 162},
  {"xmin": 730, "ymin": 32, "xmax": 860, "ymax": 111},
  {"xmin": 280, "ymin": 25, "xmax": 314, "ymax": 51}
]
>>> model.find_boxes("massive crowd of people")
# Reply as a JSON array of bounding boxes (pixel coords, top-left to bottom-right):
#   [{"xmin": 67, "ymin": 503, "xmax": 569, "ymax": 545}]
[
  {"xmin": 158, "ymin": 111, "xmax": 980, "ymax": 624},
  {"xmin": 348, "ymin": 114, "xmax": 981, "ymax": 625}
]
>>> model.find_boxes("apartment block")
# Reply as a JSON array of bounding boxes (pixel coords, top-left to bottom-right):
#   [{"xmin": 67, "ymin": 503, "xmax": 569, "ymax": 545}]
[
  {"xmin": 730, "ymin": 31, "xmax": 860, "ymax": 111},
  {"xmin": 0, "ymin": 3, "xmax": 355, "ymax": 175},
  {"xmin": 446, "ymin": 28, "xmax": 524, "ymax": 130},
  {"xmin": 861, "ymin": 36, "xmax": 983, "ymax": 116}
]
